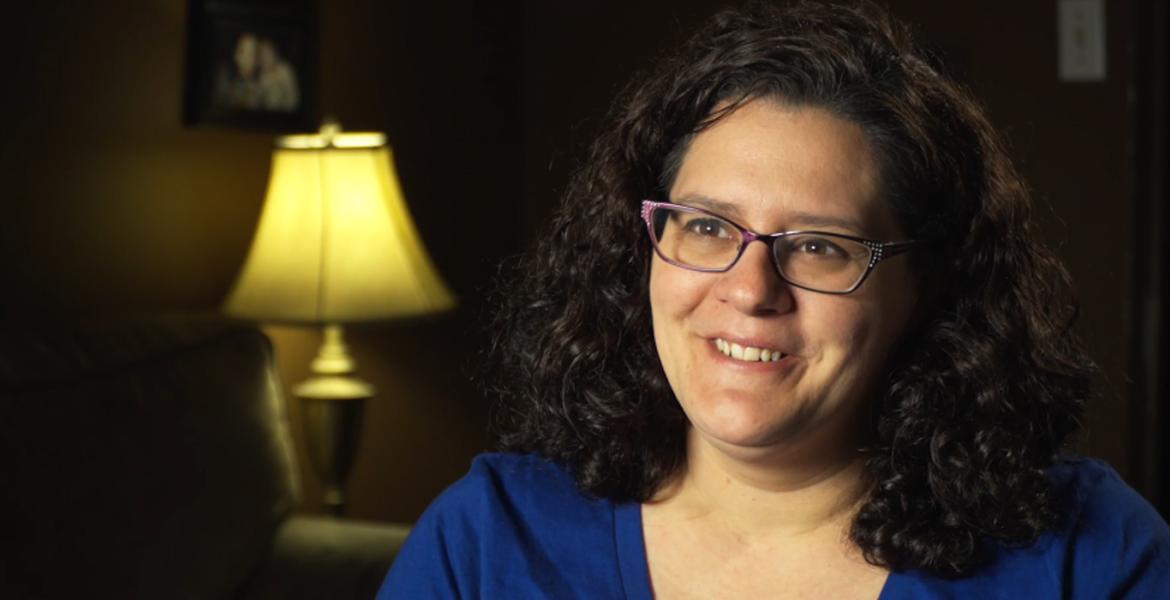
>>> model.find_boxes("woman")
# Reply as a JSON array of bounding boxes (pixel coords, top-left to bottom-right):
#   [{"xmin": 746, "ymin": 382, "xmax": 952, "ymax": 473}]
[
  {"xmin": 379, "ymin": 2, "xmax": 1170, "ymax": 597},
  {"xmin": 256, "ymin": 38, "xmax": 300, "ymax": 112}
]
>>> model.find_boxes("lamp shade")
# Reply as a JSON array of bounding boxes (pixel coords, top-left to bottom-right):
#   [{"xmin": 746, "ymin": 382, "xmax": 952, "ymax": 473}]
[{"xmin": 224, "ymin": 130, "xmax": 455, "ymax": 323}]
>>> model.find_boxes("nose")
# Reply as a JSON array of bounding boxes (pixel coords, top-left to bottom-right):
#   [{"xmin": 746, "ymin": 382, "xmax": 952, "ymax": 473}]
[{"xmin": 713, "ymin": 240, "xmax": 795, "ymax": 315}]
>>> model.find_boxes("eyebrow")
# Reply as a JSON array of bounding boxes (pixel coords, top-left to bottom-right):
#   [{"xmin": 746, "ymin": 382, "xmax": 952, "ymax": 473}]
[
  {"xmin": 784, "ymin": 211, "xmax": 866, "ymax": 232},
  {"xmin": 674, "ymin": 194, "xmax": 867, "ymax": 234}
]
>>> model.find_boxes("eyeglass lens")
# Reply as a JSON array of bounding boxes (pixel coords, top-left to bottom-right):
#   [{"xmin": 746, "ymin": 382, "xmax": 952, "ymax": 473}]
[{"xmin": 649, "ymin": 205, "xmax": 872, "ymax": 293}]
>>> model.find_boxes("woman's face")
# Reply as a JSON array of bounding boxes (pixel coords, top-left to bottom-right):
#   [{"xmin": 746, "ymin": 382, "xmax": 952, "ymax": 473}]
[
  {"xmin": 649, "ymin": 99, "xmax": 918, "ymax": 460},
  {"xmin": 234, "ymin": 34, "xmax": 258, "ymax": 78}
]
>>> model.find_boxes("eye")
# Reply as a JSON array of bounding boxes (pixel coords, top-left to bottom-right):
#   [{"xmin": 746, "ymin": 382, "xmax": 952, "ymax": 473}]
[
  {"xmin": 683, "ymin": 217, "xmax": 734, "ymax": 239},
  {"xmin": 790, "ymin": 236, "xmax": 848, "ymax": 258}
]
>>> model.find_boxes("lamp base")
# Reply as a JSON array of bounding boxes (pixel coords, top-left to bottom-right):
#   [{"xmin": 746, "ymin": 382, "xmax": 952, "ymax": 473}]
[
  {"xmin": 295, "ymin": 325, "xmax": 373, "ymax": 516},
  {"xmin": 298, "ymin": 392, "xmax": 368, "ymax": 516}
]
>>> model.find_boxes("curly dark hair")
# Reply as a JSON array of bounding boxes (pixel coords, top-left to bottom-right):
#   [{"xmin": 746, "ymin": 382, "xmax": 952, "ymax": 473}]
[{"xmin": 485, "ymin": 0, "xmax": 1094, "ymax": 577}]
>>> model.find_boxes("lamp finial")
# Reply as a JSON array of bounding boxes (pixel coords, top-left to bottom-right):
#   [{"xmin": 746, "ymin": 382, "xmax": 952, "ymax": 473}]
[{"xmin": 319, "ymin": 117, "xmax": 342, "ymax": 145}]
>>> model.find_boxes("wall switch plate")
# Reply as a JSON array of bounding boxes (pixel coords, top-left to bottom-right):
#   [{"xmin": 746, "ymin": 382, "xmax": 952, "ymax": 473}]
[{"xmin": 1059, "ymin": 0, "xmax": 1107, "ymax": 82}]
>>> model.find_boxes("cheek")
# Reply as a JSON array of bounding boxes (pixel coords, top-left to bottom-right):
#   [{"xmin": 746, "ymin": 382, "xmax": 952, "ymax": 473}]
[
  {"xmin": 813, "ymin": 307, "xmax": 867, "ymax": 362},
  {"xmin": 814, "ymin": 296, "xmax": 906, "ymax": 391},
  {"xmin": 649, "ymin": 258, "xmax": 704, "ymax": 320},
  {"xmin": 649, "ymin": 259, "xmax": 707, "ymax": 367},
  {"xmin": 803, "ymin": 299, "xmax": 882, "ymax": 380}
]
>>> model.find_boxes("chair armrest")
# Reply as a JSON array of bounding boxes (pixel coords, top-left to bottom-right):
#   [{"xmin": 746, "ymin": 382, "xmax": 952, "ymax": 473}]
[{"xmin": 240, "ymin": 515, "xmax": 411, "ymax": 600}]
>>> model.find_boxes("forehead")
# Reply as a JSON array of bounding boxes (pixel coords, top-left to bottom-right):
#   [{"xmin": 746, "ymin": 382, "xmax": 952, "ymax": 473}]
[{"xmin": 669, "ymin": 100, "xmax": 898, "ymax": 237}]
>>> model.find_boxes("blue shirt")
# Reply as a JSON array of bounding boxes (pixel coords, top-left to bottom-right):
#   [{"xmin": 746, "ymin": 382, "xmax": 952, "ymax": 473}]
[{"xmin": 378, "ymin": 453, "xmax": 1170, "ymax": 599}]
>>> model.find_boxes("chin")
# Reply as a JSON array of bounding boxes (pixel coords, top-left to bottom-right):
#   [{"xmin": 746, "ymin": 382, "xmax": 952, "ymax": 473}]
[
  {"xmin": 683, "ymin": 388, "xmax": 828, "ymax": 451},
  {"xmin": 690, "ymin": 408, "xmax": 803, "ymax": 450}
]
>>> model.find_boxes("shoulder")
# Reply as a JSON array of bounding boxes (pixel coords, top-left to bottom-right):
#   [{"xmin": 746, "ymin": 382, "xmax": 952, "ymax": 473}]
[
  {"xmin": 410, "ymin": 451, "xmax": 608, "ymax": 534},
  {"xmin": 891, "ymin": 457, "xmax": 1170, "ymax": 597},
  {"xmin": 1046, "ymin": 456, "xmax": 1170, "ymax": 552},
  {"xmin": 431, "ymin": 452, "xmax": 611, "ymax": 526},
  {"xmin": 1048, "ymin": 455, "xmax": 1162, "ymax": 528},
  {"xmin": 1042, "ymin": 456, "xmax": 1170, "ymax": 596},
  {"xmin": 377, "ymin": 453, "xmax": 627, "ymax": 599},
  {"xmin": 459, "ymin": 452, "xmax": 589, "ymax": 500}
]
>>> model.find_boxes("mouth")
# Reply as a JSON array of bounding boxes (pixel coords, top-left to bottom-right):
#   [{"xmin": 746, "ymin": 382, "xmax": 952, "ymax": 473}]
[{"xmin": 713, "ymin": 338, "xmax": 788, "ymax": 363}]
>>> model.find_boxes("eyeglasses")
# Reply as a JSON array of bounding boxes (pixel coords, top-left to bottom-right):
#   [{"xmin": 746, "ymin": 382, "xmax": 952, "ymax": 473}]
[{"xmin": 640, "ymin": 200, "xmax": 915, "ymax": 295}]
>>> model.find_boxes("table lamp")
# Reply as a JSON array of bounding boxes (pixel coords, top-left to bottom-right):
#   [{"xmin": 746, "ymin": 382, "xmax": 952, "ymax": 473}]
[{"xmin": 224, "ymin": 122, "xmax": 455, "ymax": 515}]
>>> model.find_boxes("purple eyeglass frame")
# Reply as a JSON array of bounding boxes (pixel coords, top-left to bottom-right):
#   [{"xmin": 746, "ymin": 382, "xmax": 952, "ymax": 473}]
[{"xmin": 640, "ymin": 200, "xmax": 916, "ymax": 295}]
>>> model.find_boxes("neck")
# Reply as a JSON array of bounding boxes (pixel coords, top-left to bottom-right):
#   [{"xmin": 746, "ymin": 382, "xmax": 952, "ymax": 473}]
[{"xmin": 657, "ymin": 428, "xmax": 871, "ymax": 541}]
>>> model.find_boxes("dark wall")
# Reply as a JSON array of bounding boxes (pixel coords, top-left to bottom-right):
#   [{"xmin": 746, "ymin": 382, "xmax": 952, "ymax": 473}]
[
  {"xmin": 1132, "ymin": 0, "xmax": 1170, "ymax": 515},
  {"xmin": 0, "ymin": 0, "xmax": 1141, "ymax": 522}
]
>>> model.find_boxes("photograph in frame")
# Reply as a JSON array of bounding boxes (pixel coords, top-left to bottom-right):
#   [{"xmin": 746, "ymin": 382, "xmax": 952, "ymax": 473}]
[{"xmin": 184, "ymin": 0, "xmax": 318, "ymax": 131}]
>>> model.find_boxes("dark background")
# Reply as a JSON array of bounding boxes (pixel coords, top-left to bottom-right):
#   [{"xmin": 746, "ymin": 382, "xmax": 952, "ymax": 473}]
[{"xmin": 0, "ymin": 0, "xmax": 1163, "ymax": 523}]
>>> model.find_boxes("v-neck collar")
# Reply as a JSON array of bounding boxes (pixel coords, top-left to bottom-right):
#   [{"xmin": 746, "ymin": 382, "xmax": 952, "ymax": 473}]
[
  {"xmin": 614, "ymin": 501, "xmax": 654, "ymax": 599},
  {"xmin": 613, "ymin": 501, "xmax": 903, "ymax": 600}
]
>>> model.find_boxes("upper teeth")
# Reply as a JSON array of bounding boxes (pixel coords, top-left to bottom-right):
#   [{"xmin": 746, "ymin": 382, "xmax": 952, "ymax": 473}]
[{"xmin": 714, "ymin": 338, "xmax": 784, "ymax": 362}]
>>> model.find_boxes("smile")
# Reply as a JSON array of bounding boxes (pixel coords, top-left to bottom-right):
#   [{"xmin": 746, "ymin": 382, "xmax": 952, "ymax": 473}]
[{"xmin": 713, "ymin": 338, "xmax": 787, "ymax": 362}]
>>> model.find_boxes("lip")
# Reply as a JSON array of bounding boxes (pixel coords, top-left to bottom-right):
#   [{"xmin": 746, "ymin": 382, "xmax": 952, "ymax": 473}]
[
  {"xmin": 707, "ymin": 332, "xmax": 795, "ymax": 357},
  {"xmin": 706, "ymin": 341, "xmax": 799, "ymax": 373},
  {"xmin": 705, "ymin": 333, "xmax": 799, "ymax": 371}
]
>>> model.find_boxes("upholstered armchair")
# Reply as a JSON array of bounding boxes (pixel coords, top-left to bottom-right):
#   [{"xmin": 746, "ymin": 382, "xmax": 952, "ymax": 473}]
[{"xmin": 0, "ymin": 315, "xmax": 407, "ymax": 599}]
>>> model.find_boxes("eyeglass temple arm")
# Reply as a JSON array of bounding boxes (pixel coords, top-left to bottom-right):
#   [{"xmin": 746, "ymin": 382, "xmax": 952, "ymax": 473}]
[{"xmin": 880, "ymin": 240, "xmax": 917, "ymax": 258}]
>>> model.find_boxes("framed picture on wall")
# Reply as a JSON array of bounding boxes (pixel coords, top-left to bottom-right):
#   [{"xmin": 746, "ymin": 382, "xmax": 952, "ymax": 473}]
[{"xmin": 183, "ymin": 0, "xmax": 318, "ymax": 131}]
